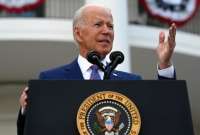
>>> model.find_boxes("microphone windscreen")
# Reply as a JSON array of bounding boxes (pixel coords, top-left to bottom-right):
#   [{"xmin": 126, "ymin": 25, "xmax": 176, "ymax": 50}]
[
  {"xmin": 86, "ymin": 51, "xmax": 101, "ymax": 65},
  {"xmin": 109, "ymin": 51, "xmax": 124, "ymax": 64}
]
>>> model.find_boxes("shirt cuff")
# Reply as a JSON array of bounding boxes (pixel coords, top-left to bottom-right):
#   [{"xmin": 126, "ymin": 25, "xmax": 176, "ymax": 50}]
[{"xmin": 157, "ymin": 64, "xmax": 175, "ymax": 78}]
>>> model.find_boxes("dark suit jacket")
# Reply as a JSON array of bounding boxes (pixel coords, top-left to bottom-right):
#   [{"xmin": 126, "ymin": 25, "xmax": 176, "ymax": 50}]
[{"xmin": 17, "ymin": 59, "xmax": 175, "ymax": 135}]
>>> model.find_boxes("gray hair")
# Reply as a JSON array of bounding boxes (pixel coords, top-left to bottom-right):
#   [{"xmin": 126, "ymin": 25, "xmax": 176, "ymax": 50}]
[
  {"xmin": 72, "ymin": 4, "xmax": 112, "ymax": 43},
  {"xmin": 73, "ymin": 4, "xmax": 111, "ymax": 29}
]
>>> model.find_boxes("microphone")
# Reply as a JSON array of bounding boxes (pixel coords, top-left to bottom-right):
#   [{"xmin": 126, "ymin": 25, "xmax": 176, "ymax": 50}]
[
  {"xmin": 104, "ymin": 51, "xmax": 124, "ymax": 80},
  {"xmin": 109, "ymin": 51, "xmax": 124, "ymax": 71},
  {"xmin": 86, "ymin": 51, "xmax": 105, "ymax": 72}
]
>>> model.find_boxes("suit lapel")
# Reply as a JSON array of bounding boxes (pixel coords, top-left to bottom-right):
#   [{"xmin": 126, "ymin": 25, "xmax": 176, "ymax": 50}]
[{"xmin": 64, "ymin": 59, "xmax": 84, "ymax": 80}]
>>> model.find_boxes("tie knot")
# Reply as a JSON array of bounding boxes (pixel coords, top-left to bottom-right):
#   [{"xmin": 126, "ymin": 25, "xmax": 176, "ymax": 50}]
[{"xmin": 90, "ymin": 65, "xmax": 99, "ymax": 71}]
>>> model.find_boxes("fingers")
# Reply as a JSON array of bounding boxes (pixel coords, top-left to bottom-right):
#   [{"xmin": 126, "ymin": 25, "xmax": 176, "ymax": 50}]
[
  {"xmin": 168, "ymin": 23, "xmax": 176, "ymax": 49},
  {"xmin": 159, "ymin": 31, "xmax": 165, "ymax": 45},
  {"xmin": 24, "ymin": 86, "xmax": 29, "ymax": 92},
  {"xmin": 19, "ymin": 87, "xmax": 29, "ymax": 109},
  {"xmin": 171, "ymin": 23, "xmax": 176, "ymax": 37}
]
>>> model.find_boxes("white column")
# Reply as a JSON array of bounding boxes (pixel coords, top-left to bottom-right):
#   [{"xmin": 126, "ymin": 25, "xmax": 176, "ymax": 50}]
[{"xmin": 85, "ymin": 0, "xmax": 131, "ymax": 72}]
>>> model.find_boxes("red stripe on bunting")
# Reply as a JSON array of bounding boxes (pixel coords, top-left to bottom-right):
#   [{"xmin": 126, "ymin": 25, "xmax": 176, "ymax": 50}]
[{"xmin": 0, "ymin": 0, "xmax": 45, "ymax": 13}]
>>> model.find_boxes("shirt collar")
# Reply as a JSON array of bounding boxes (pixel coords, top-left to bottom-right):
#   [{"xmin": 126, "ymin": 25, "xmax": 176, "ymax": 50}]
[{"xmin": 77, "ymin": 54, "xmax": 108, "ymax": 73}]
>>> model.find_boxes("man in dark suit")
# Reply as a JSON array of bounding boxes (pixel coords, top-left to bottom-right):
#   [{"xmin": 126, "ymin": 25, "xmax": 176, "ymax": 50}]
[{"xmin": 17, "ymin": 4, "xmax": 176, "ymax": 135}]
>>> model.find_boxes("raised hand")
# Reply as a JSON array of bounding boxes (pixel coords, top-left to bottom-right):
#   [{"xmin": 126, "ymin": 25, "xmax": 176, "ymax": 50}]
[{"xmin": 156, "ymin": 23, "xmax": 176, "ymax": 69}]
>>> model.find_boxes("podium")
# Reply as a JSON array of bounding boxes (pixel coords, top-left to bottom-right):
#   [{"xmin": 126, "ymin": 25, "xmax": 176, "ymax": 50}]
[{"xmin": 24, "ymin": 80, "xmax": 194, "ymax": 135}]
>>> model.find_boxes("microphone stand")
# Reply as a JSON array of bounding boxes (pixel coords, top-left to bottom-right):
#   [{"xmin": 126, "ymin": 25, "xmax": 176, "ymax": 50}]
[
  {"xmin": 103, "ymin": 51, "xmax": 124, "ymax": 80},
  {"xmin": 103, "ymin": 66, "xmax": 111, "ymax": 80}
]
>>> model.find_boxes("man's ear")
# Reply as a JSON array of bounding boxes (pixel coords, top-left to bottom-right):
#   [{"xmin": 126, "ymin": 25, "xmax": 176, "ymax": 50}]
[{"xmin": 74, "ymin": 27, "xmax": 83, "ymax": 43}]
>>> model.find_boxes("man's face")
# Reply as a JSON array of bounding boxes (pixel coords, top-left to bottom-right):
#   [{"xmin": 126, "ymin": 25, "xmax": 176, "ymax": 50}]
[{"xmin": 75, "ymin": 7, "xmax": 114, "ymax": 58}]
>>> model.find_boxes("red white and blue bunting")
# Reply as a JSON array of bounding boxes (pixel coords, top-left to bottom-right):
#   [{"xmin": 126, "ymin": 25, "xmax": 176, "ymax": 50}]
[
  {"xmin": 140, "ymin": 0, "xmax": 200, "ymax": 27},
  {"xmin": 0, "ymin": 0, "xmax": 45, "ymax": 13}
]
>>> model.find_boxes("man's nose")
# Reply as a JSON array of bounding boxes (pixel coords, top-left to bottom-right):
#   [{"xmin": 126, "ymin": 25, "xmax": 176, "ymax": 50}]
[{"xmin": 102, "ymin": 25, "xmax": 112, "ymax": 34}]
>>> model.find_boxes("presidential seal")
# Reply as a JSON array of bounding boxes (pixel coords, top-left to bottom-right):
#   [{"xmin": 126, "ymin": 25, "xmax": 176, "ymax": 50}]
[{"xmin": 76, "ymin": 91, "xmax": 141, "ymax": 135}]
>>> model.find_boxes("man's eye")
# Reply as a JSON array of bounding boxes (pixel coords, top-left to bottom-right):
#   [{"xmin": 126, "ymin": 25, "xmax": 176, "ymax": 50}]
[
  {"xmin": 108, "ymin": 25, "xmax": 113, "ymax": 30},
  {"xmin": 94, "ymin": 23, "xmax": 101, "ymax": 27}
]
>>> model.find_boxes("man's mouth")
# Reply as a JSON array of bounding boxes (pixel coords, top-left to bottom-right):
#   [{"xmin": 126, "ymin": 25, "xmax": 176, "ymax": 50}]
[{"xmin": 98, "ymin": 39, "xmax": 110, "ymax": 44}]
